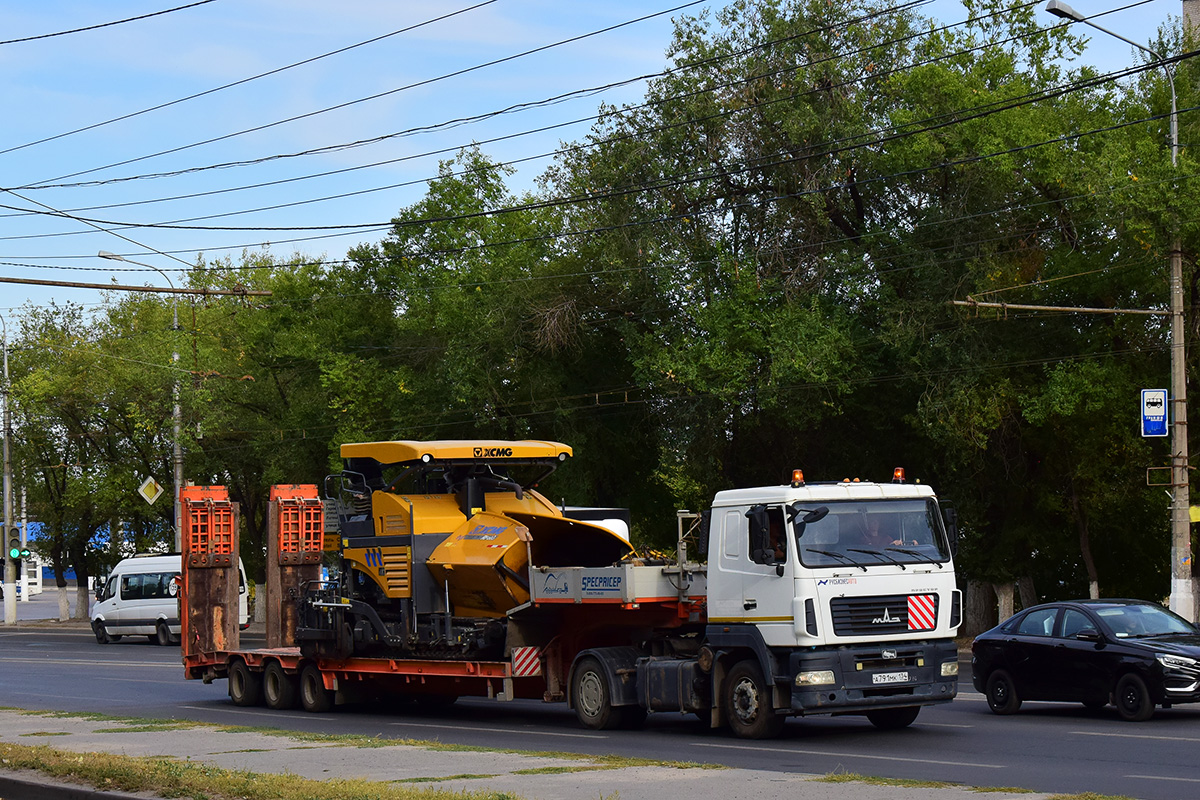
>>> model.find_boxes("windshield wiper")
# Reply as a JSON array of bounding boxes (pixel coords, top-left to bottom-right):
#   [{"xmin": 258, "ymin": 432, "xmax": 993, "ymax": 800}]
[
  {"xmin": 805, "ymin": 548, "xmax": 867, "ymax": 572},
  {"xmin": 887, "ymin": 547, "xmax": 945, "ymax": 569},
  {"xmin": 848, "ymin": 548, "xmax": 906, "ymax": 570}
]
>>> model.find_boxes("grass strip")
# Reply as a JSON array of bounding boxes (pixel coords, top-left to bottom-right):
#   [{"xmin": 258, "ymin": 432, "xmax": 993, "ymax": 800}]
[
  {"xmin": 818, "ymin": 771, "xmax": 1039, "ymax": 793},
  {"xmin": 11, "ymin": 708, "xmax": 719, "ymax": 769},
  {"xmin": 0, "ymin": 741, "xmax": 524, "ymax": 800}
]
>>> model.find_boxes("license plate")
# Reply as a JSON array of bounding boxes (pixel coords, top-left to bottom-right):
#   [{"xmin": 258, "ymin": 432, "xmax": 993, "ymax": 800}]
[{"xmin": 872, "ymin": 671, "xmax": 909, "ymax": 685}]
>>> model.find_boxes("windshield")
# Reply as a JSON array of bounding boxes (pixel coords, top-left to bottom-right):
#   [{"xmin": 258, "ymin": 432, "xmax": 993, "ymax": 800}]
[
  {"xmin": 795, "ymin": 498, "xmax": 950, "ymax": 569},
  {"xmin": 1094, "ymin": 604, "xmax": 1198, "ymax": 638}
]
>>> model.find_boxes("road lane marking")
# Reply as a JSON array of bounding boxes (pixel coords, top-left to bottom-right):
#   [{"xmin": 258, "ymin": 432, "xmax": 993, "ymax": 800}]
[
  {"xmin": 389, "ymin": 722, "xmax": 608, "ymax": 740},
  {"xmin": 692, "ymin": 742, "xmax": 1002, "ymax": 768},
  {"xmin": 1073, "ymin": 731, "xmax": 1200, "ymax": 743},
  {"xmin": 919, "ymin": 722, "xmax": 974, "ymax": 728},
  {"xmin": 1126, "ymin": 775, "xmax": 1200, "ymax": 783},
  {"xmin": 178, "ymin": 705, "xmax": 336, "ymax": 722},
  {"xmin": 0, "ymin": 658, "xmax": 174, "ymax": 668}
]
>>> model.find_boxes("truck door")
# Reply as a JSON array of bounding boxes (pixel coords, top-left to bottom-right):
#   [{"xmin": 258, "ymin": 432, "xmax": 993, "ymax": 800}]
[{"xmin": 716, "ymin": 505, "xmax": 796, "ymax": 646}]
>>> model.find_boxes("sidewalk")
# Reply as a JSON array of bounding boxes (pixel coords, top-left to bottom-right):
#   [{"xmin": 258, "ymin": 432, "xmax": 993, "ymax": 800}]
[
  {"xmin": 1, "ymin": 583, "xmax": 90, "ymax": 624},
  {"xmin": 0, "ymin": 709, "xmax": 1056, "ymax": 800}
]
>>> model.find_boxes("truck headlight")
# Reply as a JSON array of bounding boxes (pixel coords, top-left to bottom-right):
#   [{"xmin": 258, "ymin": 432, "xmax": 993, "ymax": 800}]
[
  {"xmin": 940, "ymin": 661, "xmax": 959, "ymax": 677},
  {"xmin": 795, "ymin": 670, "xmax": 836, "ymax": 686}
]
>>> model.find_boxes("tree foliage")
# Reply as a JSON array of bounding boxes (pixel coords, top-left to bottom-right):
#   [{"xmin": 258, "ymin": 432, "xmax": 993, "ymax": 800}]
[{"xmin": 7, "ymin": 0, "xmax": 1195, "ymax": 608}]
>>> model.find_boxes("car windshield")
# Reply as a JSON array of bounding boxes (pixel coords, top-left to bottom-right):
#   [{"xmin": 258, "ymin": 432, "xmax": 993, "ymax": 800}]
[
  {"xmin": 1094, "ymin": 604, "xmax": 1198, "ymax": 638},
  {"xmin": 795, "ymin": 498, "xmax": 951, "ymax": 569}
]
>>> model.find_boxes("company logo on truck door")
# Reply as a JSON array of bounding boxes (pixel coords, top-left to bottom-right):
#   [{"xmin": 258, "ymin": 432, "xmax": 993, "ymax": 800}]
[{"xmin": 474, "ymin": 446, "xmax": 513, "ymax": 458}]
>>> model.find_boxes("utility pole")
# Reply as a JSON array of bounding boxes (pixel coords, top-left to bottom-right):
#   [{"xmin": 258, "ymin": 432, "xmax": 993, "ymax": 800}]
[
  {"xmin": 1046, "ymin": 0, "xmax": 1193, "ymax": 621},
  {"xmin": 2, "ymin": 314, "xmax": 14, "ymax": 625}
]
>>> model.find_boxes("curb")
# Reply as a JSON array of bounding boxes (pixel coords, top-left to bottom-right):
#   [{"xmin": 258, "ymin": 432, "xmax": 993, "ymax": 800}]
[{"xmin": 0, "ymin": 772, "xmax": 150, "ymax": 800}]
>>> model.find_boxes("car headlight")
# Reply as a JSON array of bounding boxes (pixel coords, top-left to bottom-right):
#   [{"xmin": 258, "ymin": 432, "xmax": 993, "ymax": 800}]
[
  {"xmin": 1156, "ymin": 653, "xmax": 1200, "ymax": 671},
  {"xmin": 795, "ymin": 670, "xmax": 836, "ymax": 686},
  {"xmin": 941, "ymin": 661, "xmax": 959, "ymax": 677}
]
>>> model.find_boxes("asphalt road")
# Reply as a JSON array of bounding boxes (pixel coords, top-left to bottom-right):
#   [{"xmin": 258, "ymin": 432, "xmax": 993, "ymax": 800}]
[{"xmin": 2, "ymin": 613, "xmax": 1198, "ymax": 800}]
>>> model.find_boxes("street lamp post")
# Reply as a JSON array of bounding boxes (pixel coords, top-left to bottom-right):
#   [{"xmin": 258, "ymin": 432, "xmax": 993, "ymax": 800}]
[
  {"xmin": 1046, "ymin": 1, "xmax": 1192, "ymax": 620},
  {"xmin": 99, "ymin": 251, "xmax": 184, "ymax": 553}
]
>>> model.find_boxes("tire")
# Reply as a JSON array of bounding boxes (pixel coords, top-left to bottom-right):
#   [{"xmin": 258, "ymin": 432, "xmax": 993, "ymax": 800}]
[
  {"xmin": 725, "ymin": 660, "xmax": 785, "ymax": 739},
  {"xmin": 92, "ymin": 620, "xmax": 111, "ymax": 645},
  {"xmin": 228, "ymin": 659, "xmax": 262, "ymax": 707},
  {"xmin": 299, "ymin": 664, "xmax": 333, "ymax": 713},
  {"xmin": 572, "ymin": 656, "xmax": 622, "ymax": 730},
  {"xmin": 1115, "ymin": 673, "xmax": 1154, "ymax": 722},
  {"xmin": 866, "ymin": 706, "xmax": 921, "ymax": 730},
  {"xmin": 985, "ymin": 669, "xmax": 1021, "ymax": 715},
  {"xmin": 155, "ymin": 621, "xmax": 173, "ymax": 647},
  {"xmin": 263, "ymin": 661, "xmax": 299, "ymax": 710}
]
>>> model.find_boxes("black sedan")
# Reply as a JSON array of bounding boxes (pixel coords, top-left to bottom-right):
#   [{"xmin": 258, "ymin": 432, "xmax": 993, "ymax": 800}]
[{"xmin": 972, "ymin": 598, "xmax": 1200, "ymax": 721}]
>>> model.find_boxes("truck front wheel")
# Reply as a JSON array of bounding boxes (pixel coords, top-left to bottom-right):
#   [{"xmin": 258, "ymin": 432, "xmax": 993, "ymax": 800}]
[
  {"xmin": 866, "ymin": 706, "xmax": 920, "ymax": 730},
  {"xmin": 725, "ymin": 660, "xmax": 785, "ymax": 739},
  {"xmin": 572, "ymin": 657, "xmax": 622, "ymax": 730}
]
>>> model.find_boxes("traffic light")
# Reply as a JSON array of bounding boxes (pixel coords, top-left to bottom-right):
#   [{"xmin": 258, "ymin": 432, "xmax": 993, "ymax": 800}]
[{"xmin": 7, "ymin": 529, "xmax": 29, "ymax": 571}]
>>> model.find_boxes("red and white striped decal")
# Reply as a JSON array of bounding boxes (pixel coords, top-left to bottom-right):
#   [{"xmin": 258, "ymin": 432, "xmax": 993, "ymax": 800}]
[
  {"xmin": 511, "ymin": 646, "xmax": 542, "ymax": 677},
  {"xmin": 907, "ymin": 594, "xmax": 937, "ymax": 630}
]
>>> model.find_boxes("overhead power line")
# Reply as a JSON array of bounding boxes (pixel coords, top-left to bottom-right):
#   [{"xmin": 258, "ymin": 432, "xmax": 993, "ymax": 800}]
[
  {"xmin": 0, "ymin": 0, "xmax": 218, "ymax": 46},
  {"xmin": 23, "ymin": 0, "xmax": 709, "ymax": 189},
  {"xmin": 0, "ymin": 0, "xmax": 500, "ymax": 159}
]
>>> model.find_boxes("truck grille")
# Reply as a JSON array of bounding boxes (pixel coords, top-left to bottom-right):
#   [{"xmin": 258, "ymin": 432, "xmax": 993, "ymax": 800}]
[{"xmin": 830, "ymin": 594, "xmax": 938, "ymax": 636}]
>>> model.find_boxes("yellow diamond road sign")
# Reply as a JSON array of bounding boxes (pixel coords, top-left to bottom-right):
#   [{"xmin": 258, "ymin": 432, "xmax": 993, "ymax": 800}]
[{"xmin": 138, "ymin": 477, "xmax": 165, "ymax": 505}]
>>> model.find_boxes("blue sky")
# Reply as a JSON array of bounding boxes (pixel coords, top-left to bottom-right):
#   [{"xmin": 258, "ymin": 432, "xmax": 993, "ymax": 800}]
[{"xmin": 0, "ymin": 0, "xmax": 1178, "ymax": 317}]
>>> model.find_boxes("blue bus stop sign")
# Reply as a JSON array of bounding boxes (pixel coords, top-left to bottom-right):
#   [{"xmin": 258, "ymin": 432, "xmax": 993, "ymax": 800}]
[{"xmin": 1142, "ymin": 389, "xmax": 1168, "ymax": 437}]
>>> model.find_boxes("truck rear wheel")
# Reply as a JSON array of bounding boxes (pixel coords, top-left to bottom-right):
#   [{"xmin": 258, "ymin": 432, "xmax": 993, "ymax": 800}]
[
  {"xmin": 263, "ymin": 661, "xmax": 299, "ymax": 710},
  {"xmin": 299, "ymin": 664, "xmax": 333, "ymax": 713},
  {"xmin": 572, "ymin": 657, "xmax": 622, "ymax": 730},
  {"xmin": 725, "ymin": 660, "xmax": 785, "ymax": 739},
  {"xmin": 228, "ymin": 659, "xmax": 262, "ymax": 707}
]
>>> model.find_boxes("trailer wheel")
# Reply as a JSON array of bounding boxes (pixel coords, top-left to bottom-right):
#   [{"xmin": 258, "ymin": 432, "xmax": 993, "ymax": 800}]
[
  {"xmin": 725, "ymin": 660, "xmax": 784, "ymax": 739},
  {"xmin": 228, "ymin": 659, "xmax": 262, "ymax": 707},
  {"xmin": 263, "ymin": 661, "xmax": 299, "ymax": 710},
  {"xmin": 299, "ymin": 664, "xmax": 333, "ymax": 713},
  {"xmin": 866, "ymin": 706, "xmax": 920, "ymax": 730},
  {"xmin": 572, "ymin": 657, "xmax": 622, "ymax": 730}
]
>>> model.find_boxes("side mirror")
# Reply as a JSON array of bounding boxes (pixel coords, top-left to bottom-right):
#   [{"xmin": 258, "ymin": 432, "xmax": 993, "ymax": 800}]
[
  {"xmin": 746, "ymin": 504, "xmax": 771, "ymax": 565},
  {"xmin": 942, "ymin": 506, "xmax": 959, "ymax": 556},
  {"xmin": 787, "ymin": 503, "xmax": 829, "ymax": 524},
  {"xmin": 1075, "ymin": 627, "xmax": 1101, "ymax": 642}
]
